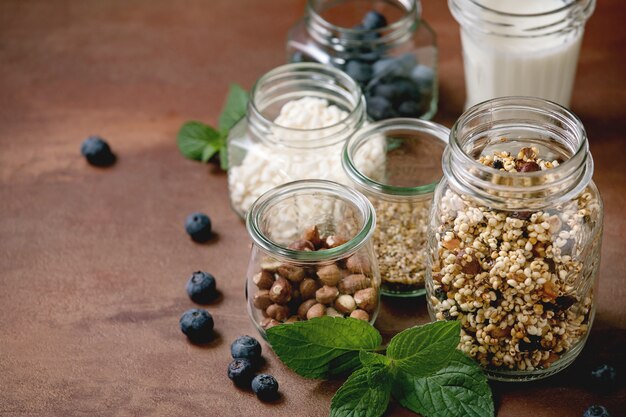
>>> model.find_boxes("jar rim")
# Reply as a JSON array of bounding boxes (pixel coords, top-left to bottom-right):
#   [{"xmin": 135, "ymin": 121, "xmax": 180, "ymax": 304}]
[
  {"xmin": 342, "ymin": 118, "xmax": 449, "ymax": 198},
  {"xmin": 246, "ymin": 180, "xmax": 376, "ymax": 263},
  {"xmin": 248, "ymin": 63, "xmax": 366, "ymax": 148},
  {"xmin": 446, "ymin": 96, "xmax": 593, "ymax": 208},
  {"xmin": 453, "ymin": 0, "xmax": 592, "ymax": 17}
]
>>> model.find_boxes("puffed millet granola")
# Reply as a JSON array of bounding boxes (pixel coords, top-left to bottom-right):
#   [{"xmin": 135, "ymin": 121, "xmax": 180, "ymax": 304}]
[{"xmin": 430, "ymin": 147, "xmax": 601, "ymax": 373}]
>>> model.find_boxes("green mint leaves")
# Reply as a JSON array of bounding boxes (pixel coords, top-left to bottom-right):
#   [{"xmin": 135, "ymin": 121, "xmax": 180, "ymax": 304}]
[
  {"xmin": 265, "ymin": 316, "xmax": 382, "ymax": 379},
  {"xmin": 176, "ymin": 84, "xmax": 248, "ymax": 170},
  {"xmin": 266, "ymin": 318, "xmax": 494, "ymax": 417}
]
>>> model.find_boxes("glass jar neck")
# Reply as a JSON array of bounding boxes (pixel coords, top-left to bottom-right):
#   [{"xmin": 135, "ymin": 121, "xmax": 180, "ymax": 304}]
[
  {"xmin": 246, "ymin": 180, "xmax": 375, "ymax": 263},
  {"xmin": 305, "ymin": 0, "xmax": 420, "ymax": 49},
  {"xmin": 449, "ymin": 0, "xmax": 595, "ymax": 38},
  {"xmin": 248, "ymin": 63, "xmax": 366, "ymax": 149},
  {"xmin": 445, "ymin": 97, "xmax": 593, "ymax": 210}
]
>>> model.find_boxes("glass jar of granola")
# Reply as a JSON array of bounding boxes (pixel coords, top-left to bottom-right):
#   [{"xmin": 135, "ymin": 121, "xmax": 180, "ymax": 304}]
[
  {"xmin": 245, "ymin": 180, "xmax": 381, "ymax": 338},
  {"xmin": 342, "ymin": 118, "xmax": 448, "ymax": 297},
  {"xmin": 286, "ymin": 0, "xmax": 437, "ymax": 121},
  {"xmin": 228, "ymin": 62, "xmax": 380, "ymax": 219},
  {"xmin": 427, "ymin": 97, "xmax": 603, "ymax": 381}
]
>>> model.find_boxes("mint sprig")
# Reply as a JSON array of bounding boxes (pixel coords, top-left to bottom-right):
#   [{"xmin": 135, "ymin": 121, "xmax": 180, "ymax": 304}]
[
  {"xmin": 266, "ymin": 319, "xmax": 494, "ymax": 417},
  {"xmin": 177, "ymin": 84, "xmax": 248, "ymax": 170}
]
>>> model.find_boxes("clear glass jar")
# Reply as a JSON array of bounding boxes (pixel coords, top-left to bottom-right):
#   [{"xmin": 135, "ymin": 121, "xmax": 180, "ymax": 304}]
[
  {"xmin": 449, "ymin": 0, "xmax": 596, "ymax": 109},
  {"xmin": 227, "ymin": 62, "xmax": 370, "ymax": 219},
  {"xmin": 342, "ymin": 118, "xmax": 448, "ymax": 297},
  {"xmin": 245, "ymin": 180, "xmax": 381, "ymax": 338},
  {"xmin": 287, "ymin": 0, "xmax": 437, "ymax": 121},
  {"xmin": 427, "ymin": 97, "xmax": 603, "ymax": 381}
]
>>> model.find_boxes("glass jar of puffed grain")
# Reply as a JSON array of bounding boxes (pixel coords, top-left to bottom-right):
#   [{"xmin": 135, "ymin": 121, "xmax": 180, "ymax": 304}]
[
  {"xmin": 245, "ymin": 180, "xmax": 381, "ymax": 338},
  {"xmin": 227, "ymin": 63, "xmax": 384, "ymax": 219},
  {"xmin": 427, "ymin": 97, "xmax": 604, "ymax": 381},
  {"xmin": 342, "ymin": 118, "xmax": 448, "ymax": 297},
  {"xmin": 286, "ymin": 0, "xmax": 437, "ymax": 121}
]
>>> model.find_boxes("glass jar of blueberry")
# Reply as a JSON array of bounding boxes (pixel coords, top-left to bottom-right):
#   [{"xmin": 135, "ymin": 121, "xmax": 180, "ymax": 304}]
[
  {"xmin": 245, "ymin": 180, "xmax": 381, "ymax": 338},
  {"xmin": 287, "ymin": 0, "xmax": 438, "ymax": 121},
  {"xmin": 427, "ymin": 97, "xmax": 604, "ymax": 381}
]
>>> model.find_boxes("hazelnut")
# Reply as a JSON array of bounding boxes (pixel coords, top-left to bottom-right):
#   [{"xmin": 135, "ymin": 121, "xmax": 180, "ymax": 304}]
[
  {"xmin": 334, "ymin": 294, "xmax": 356, "ymax": 314},
  {"xmin": 297, "ymin": 299, "xmax": 318, "ymax": 319},
  {"xmin": 285, "ymin": 315, "xmax": 300, "ymax": 323},
  {"xmin": 346, "ymin": 253, "xmax": 371, "ymax": 274},
  {"xmin": 325, "ymin": 235, "xmax": 348, "ymax": 249},
  {"xmin": 519, "ymin": 161, "xmax": 541, "ymax": 172},
  {"xmin": 354, "ymin": 288, "xmax": 378, "ymax": 313},
  {"xmin": 262, "ymin": 318, "xmax": 280, "ymax": 329},
  {"xmin": 456, "ymin": 250, "xmax": 482, "ymax": 275},
  {"xmin": 316, "ymin": 264, "xmax": 341, "ymax": 286},
  {"xmin": 253, "ymin": 271, "xmax": 274, "ymax": 289},
  {"xmin": 253, "ymin": 290, "xmax": 272, "ymax": 310},
  {"xmin": 338, "ymin": 274, "xmax": 370, "ymax": 294},
  {"xmin": 269, "ymin": 277, "xmax": 292, "ymax": 305},
  {"xmin": 299, "ymin": 278, "xmax": 320, "ymax": 300},
  {"xmin": 306, "ymin": 303, "xmax": 326, "ymax": 320},
  {"xmin": 277, "ymin": 264, "xmax": 305, "ymax": 283},
  {"xmin": 350, "ymin": 309, "xmax": 370, "ymax": 321},
  {"xmin": 266, "ymin": 304, "xmax": 290, "ymax": 321},
  {"xmin": 325, "ymin": 307, "xmax": 343, "ymax": 318},
  {"xmin": 316, "ymin": 285, "xmax": 339, "ymax": 304},
  {"xmin": 288, "ymin": 239, "xmax": 315, "ymax": 251},
  {"xmin": 302, "ymin": 225, "xmax": 323, "ymax": 249},
  {"xmin": 260, "ymin": 259, "xmax": 282, "ymax": 272}
]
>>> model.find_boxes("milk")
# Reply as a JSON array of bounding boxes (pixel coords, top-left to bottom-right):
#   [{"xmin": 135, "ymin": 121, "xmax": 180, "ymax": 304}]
[{"xmin": 457, "ymin": 0, "xmax": 585, "ymax": 109}]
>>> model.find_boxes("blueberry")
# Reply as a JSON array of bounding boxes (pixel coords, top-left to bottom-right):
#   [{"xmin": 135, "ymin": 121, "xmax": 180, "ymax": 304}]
[
  {"xmin": 231, "ymin": 335, "xmax": 262, "ymax": 363},
  {"xmin": 590, "ymin": 364, "xmax": 617, "ymax": 390},
  {"xmin": 345, "ymin": 60, "xmax": 372, "ymax": 84},
  {"xmin": 366, "ymin": 96, "xmax": 395, "ymax": 121},
  {"xmin": 372, "ymin": 54, "xmax": 417, "ymax": 79},
  {"xmin": 186, "ymin": 271, "xmax": 217, "ymax": 304},
  {"xmin": 371, "ymin": 82, "xmax": 397, "ymax": 101},
  {"xmin": 185, "ymin": 212, "xmax": 212, "ymax": 242},
  {"xmin": 80, "ymin": 136, "xmax": 115, "ymax": 167},
  {"xmin": 398, "ymin": 101, "xmax": 422, "ymax": 118},
  {"xmin": 388, "ymin": 77, "xmax": 420, "ymax": 104},
  {"xmin": 583, "ymin": 405, "xmax": 612, "ymax": 417},
  {"xmin": 362, "ymin": 11, "xmax": 387, "ymax": 30},
  {"xmin": 227, "ymin": 358, "xmax": 255, "ymax": 388},
  {"xmin": 251, "ymin": 374, "xmax": 279, "ymax": 401},
  {"xmin": 179, "ymin": 308, "xmax": 214, "ymax": 343}
]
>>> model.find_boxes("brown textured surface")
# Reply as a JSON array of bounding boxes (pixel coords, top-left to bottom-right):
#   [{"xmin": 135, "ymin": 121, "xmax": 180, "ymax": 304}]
[{"xmin": 0, "ymin": 0, "xmax": 625, "ymax": 416}]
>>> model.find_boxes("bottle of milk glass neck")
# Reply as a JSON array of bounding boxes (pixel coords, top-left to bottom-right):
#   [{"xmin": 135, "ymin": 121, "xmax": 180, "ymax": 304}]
[
  {"xmin": 448, "ymin": 0, "xmax": 596, "ymax": 109},
  {"xmin": 427, "ymin": 97, "xmax": 603, "ymax": 381},
  {"xmin": 227, "ymin": 63, "xmax": 384, "ymax": 219},
  {"xmin": 287, "ymin": 0, "xmax": 438, "ymax": 121}
]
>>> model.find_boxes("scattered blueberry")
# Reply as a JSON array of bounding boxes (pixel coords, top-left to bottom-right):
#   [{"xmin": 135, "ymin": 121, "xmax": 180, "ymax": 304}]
[
  {"xmin": 583, "ymin": 405, "xmax": 612, "ymax": 417},
  {"xmin": 251, "ymin": 374, "xmax": 279, "ymax": 401},
  {"xmin": 362, "ymin": 10, "xmax": 387, "ymax": 30},
  {"xmin": 590, "ymin": 364, "xmax": 617, "ymax": 390},
  {"xmin": 80, "ymin": 136, "xmax": 115, "ymax": 167},
  {"xmin": 186, "ymin": 271, "xmax": 217, "ymax": 304},
  {"xmin": 185, "ymin": 212, "xmax": 212, "ymax": 242},
  {"xmin": 492, "ymin": 160, "xmax": 504, "ymax": 170},
  {"xmin": 398, "ymin": 101, "xmax": 422, "ymax": 118},
  {"xmin": 227, "ymin": 358, "xmax": 255, "ymax": 388},
  {"xmin": 231, "ymin": 335, "xmax": 262, "ymax": 363},
  {"xmin": 367, "ymin": 96, "xmax": 395, "ymax": 121},
  {"xmin": 179, "ymin": 308, "xmax": 214, "ymax": 343},
  {"xmin": 345, "ymin": 60, "xmax": 373, "ymax": 84}
]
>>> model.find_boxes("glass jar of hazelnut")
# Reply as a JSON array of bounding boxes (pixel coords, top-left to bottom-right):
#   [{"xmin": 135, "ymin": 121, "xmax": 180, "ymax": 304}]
[
  {"xmin": 245, "ymin": 180, "xmax": 381, "ymax": 338},
  {"xmin": 427, "ymin": 97, "xmax": 604, "ymax": 381}
]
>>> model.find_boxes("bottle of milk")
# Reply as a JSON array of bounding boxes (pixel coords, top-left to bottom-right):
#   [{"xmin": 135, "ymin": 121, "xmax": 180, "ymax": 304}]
[{"xmin": 448, "ymin": 0, "xmax": 596, "ymax": 109}]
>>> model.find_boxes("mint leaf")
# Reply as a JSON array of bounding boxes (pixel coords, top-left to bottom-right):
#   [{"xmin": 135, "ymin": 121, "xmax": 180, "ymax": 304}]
[
  {"xmin": 359, "ymin": 351, "xmax": 390, "ymax": 368},
  {"xmin": 218, "ymin": 84, "xmax": 248, "ymax": 132},
  {"xmin": 266, "ymin": 317, "xmax": 382, "ymax": 379},
  {"xmin": 330, "ymin": 365, "xmax": 391, "ymax": 417},
  {"xmin": 387, "ymin": 320, "xmax": 460, "ymax": 377},
  {"xmin": 393, "ymin": 351, "xmax": 494, "ymax": 417},
  {"xmin": 177, "ymin": 121, "xmax": 221, "ymax": 161}
]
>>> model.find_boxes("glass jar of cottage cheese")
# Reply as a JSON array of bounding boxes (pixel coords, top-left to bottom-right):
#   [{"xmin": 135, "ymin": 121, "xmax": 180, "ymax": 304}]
[
  {"xmin": 427, "ymin": 97, "xmax": 603, "ymax": 381},
  {"xmin": 228, "ymin": 63, "xmax": 385, "ymax": 218},
  {"xmin": 342, "ymin": 118, "xmax": 448, "ymax": 297},
  {"xmin": 449, "ymin": 0, "xmax": 596, "ymax": 109},
  {"xmin": 287, "ymin": 0, "xmax": 437, "ymax": 121}
]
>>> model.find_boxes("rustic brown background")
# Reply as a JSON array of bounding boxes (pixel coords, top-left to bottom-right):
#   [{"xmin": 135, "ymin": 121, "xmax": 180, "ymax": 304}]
[{"xmin": 1, "ymin": 1, "xmax": 624, "ymax": 416}]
